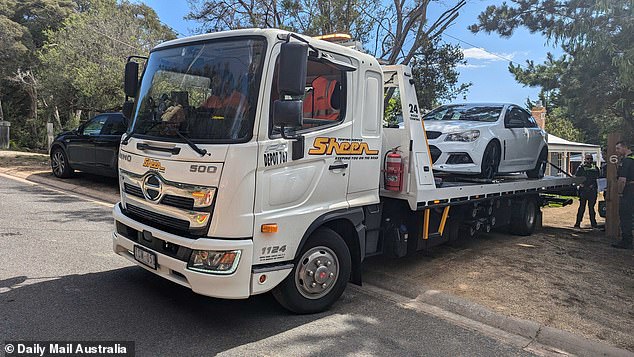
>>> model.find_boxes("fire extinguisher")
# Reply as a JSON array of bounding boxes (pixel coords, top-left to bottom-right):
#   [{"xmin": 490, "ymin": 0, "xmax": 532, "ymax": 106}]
[{"xmin": 384, "ymin": 147, "xmax": 404, "ymax": 191}]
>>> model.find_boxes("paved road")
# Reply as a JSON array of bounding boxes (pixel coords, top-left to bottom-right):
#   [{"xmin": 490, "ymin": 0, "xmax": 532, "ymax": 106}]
[{"xmin": 0, "ymin": 175, "xmax": 535, "ymax": 356}]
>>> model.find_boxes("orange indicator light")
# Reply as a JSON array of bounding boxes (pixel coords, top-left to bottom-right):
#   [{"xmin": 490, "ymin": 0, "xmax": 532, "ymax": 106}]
[{"xmin": 261, "ymin": 224, "xmax": 278, "ymax": 233}]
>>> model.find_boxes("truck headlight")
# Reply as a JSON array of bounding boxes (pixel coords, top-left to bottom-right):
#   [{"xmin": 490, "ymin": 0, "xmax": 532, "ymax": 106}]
[
  {"xmin": 188, "ymin": 250, "xmax": 241, "ymax": 274},
  {"xmin": 445, "ymin": 130, "xmax": 480, "ymax": 142}
]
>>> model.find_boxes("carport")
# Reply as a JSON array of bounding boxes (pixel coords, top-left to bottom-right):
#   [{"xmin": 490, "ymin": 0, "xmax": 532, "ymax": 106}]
[{"xmin": 546, "ymin": 133, "xmax": 601, "ymax": 176}]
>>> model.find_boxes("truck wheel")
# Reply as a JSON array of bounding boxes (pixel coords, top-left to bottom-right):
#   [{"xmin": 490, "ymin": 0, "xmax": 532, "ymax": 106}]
[
  {"xmin": 509, "ymin": 198, "xmax": 537, "ymax": 236},
  {"xmin": 51, "ymin": 147, "xmax": 74, "ymax": 178},
  {"xmin": 272, "ymin": 227, "xmax": 351, "ymax": 314}
]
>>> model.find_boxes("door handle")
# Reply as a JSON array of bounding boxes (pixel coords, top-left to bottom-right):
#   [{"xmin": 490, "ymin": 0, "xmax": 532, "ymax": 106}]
[{"xmin": 329, "ymin": 163, "xmax": 348, "ymax": 170}]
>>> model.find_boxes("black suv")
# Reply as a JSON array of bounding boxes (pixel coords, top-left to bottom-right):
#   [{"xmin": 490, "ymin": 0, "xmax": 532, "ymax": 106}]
[{"xmin": 50, "ymin": 113, "xmax": 127, "ymax": 178}]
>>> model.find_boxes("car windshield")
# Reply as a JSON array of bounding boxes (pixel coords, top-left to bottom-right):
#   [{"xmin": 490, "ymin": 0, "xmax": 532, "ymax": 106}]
[
  {"xmin": 129, "ymin": 38, "xmax": 266, "ymax": 143},
  {"xmin": 423, "ymin": 105, "xmax": 503, "ymax": 122}
]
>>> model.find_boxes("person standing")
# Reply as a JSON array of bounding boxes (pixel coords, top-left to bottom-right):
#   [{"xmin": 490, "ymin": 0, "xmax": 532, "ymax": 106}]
[
  {"xmin": 574, "ymin": 154, "xmax": 600, "ymax": 228},
  {"xmin": 612, "ymin": 141, "xmax": 634, "ymax": 249}
]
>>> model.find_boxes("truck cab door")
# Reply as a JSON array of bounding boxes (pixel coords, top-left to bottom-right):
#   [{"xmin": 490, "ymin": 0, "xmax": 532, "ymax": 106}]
[{"xmin": 252, "ymin": 49, "xmax": 353, "ymax": 266}]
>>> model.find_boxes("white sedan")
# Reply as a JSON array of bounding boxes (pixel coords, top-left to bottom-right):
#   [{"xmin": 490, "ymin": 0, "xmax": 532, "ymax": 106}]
[{"xmin": 422, "ymin": 103, "xmax": 548, "ymax": 179}]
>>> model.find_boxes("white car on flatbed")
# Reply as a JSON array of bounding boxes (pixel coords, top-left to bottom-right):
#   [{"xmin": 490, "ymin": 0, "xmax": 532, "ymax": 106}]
[{"xmin": 423, "ymin": 103, "xmax": 548, "ymax": 179}]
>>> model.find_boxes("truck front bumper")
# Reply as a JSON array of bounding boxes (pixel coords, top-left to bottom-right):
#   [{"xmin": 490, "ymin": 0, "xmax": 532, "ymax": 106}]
[{"xmin": 112, "ymin": 203, "xmax": 263, "ymax": 299}]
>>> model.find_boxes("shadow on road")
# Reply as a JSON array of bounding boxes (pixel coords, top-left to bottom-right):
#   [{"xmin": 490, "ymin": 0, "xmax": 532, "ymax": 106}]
[{"xmin": 0, "ymin": 267, "xmax": 333, "ymax": 355}]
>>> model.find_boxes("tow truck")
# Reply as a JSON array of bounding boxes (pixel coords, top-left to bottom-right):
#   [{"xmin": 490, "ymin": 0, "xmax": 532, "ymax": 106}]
[{"xmin": 113, "ymin": 29, "xmax": 580, "ymax": 313}]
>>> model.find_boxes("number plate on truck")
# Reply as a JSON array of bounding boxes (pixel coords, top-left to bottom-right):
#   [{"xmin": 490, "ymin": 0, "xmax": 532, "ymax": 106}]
[{"xmin": 134, "ymin": 245, "xmax": 157, "ymax": 270}]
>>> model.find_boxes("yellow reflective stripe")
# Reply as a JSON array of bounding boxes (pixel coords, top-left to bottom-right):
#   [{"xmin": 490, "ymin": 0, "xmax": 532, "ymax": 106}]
[
  {"xmin": 439, "ymin": 206, "xmax": 450, "ymax": 235},
  {"xmin": 423, "ymin": 209, "xmax": 430, "ymax": 240}
]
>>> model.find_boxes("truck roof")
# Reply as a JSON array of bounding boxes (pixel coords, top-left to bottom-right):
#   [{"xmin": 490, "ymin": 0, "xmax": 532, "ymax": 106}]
[{"xmin": 152, "ymin": 28, "xmax": 380, "ymax": 68}]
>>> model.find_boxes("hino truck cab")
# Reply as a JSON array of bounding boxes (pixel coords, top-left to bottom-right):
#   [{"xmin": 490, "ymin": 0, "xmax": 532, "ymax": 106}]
[{"xmin": 113, "ymin": 29, "xmax": 385, "ymax": 313}]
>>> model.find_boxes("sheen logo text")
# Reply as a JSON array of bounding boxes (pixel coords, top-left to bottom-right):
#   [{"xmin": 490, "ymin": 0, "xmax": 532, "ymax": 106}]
[
  {"xmin": 142, "ymin": 158, "xmax": 165, "ymax": 172},
  {"xmin": 308, "ymin": 137, "xmax": 379, "ymax": 156}
]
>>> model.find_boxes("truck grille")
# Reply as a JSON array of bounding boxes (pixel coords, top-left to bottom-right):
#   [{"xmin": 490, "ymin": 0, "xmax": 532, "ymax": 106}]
[
  {"xmin": 161, "ymin": 195, "xmax": 195, "ymax": 210},
  {"xmin": 124, "ymin": 183, "xmax": 195, "ymax": 210},
  {"xmin": 124, "ymin": 183, "xmax": 143, "ymax": 198},
  {"xmin": 126, "ymin": 204, "xmax": 190, "ymax": 232}
]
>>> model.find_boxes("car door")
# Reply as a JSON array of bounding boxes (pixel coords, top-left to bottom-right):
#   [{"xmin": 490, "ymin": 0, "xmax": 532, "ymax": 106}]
[
  {"xmin": 95, "ymin": 114, "xmax": 126, "ymax": 174},
  {"xmin": 520, "ymin": 108, "xmax": 545, "ymax": 165},
  {"xmin": 66, "ymin": 115, "xmax": 108, "ymax": 168},
  {"xmin": 498, "ymin": 105, "xmax": 528, "ymax": 171}
]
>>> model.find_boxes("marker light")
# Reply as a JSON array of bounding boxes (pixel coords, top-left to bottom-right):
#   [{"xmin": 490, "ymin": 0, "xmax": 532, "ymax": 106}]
[
  {"xmin": 261, "ymin": 224, "xmax": 278, "ymax": 233},
  {"xmin": 188, "ymin": 250, "xmax": 241, "ymax": 274}
]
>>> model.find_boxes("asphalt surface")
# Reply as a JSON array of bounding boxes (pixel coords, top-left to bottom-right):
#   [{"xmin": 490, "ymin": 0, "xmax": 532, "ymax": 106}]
[{"xmin": 0, "ymin": 175, "xmax": 536, "ymax": 356}]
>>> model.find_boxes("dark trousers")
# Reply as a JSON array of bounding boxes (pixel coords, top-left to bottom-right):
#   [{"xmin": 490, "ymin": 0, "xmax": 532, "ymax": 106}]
[
  {"xmin": 576, "ymin": 191, "xmax": 597, "ymax": 226},
  {"xmin": 619, "ymin": 191, "xmax": 633, "ymax": 245}
]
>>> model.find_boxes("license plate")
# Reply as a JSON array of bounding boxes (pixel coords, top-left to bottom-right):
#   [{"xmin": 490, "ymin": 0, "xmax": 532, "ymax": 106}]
[{"xmin": 134, "ymin": 245, "xmax": 157, "ymax": 269}]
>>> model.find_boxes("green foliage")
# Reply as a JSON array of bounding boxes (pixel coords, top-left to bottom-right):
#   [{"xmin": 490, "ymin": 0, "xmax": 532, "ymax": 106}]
[
  {"xmin": 384, "ymin": 94, "xmax": 402, "ymax": 126},
  {"xmin": 543, "ymin": 107, "xmax": 585, "ymax": 143},
  {"xmin": 411, "ymin": 37, "xmax": 471, "ymax": 111},
  {"xmin": 0, "ymin": 0, "xmax": 175, "ymax": 148},
  {"xmin": 472, "ymin": 0, "xmax": 634, "ymax": 146}
]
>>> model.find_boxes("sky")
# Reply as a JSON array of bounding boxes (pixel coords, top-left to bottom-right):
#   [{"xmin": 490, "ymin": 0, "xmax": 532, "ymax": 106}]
[{"xmin": 137, "ymin": 0, "xmax": 562, "ymax": 108}]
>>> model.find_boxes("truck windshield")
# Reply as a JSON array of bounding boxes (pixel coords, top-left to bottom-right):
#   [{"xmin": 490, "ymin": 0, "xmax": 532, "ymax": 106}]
[
  {"xmin": 130, "ymin": 38, "xmax": 266, "ymax": 143},
  {"xmin": 423, "ymin": 104, "xmax": 503, "ymax": 122}
]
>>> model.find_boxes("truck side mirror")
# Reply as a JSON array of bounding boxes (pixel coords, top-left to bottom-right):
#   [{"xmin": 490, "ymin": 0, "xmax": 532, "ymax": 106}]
[
  {"xmin": 273, "ymin": 100, "xmax": 303, "ymax": 128},
  {"xmin": 124, "ymin": 61, "xmax": 139, "ymax": 98},
  {"xmin": 278, "ymin": 42, "xmax": 308, "ymax": 96},
  {"xmin": 122, "ymin": 100, "xmax": 134, "ymax": 121}
]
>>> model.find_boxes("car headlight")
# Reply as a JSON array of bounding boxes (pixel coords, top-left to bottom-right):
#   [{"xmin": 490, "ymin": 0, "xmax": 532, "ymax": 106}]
[
  {"xmin": 445, "ymin": 130, "xmax": 480, "ymax": 142},
  {"xmin": 188, "ymin": 250, "xmax": 241, "ymax": 274}
]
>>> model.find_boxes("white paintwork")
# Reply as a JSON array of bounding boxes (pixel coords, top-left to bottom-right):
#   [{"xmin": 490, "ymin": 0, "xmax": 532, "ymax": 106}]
[{"xmin": 113, "ymin": 204, "xmax": 254, "ymax": 299}]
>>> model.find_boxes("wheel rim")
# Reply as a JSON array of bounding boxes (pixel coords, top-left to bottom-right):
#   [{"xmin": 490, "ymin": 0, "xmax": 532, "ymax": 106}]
[
  {"xmin": 482, "ymin": 145, "xmax": 499, "ymax": 179},
  {"xmin": 295, "ymin": 246, "xmax": 339, "ymax": 299},
  {"xmin": 52, "ymin": 151, "xmax": 65, "ymax": 176}
]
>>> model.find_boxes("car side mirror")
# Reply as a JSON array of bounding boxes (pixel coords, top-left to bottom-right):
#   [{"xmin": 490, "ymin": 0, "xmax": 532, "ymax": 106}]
[{"xmin": 124, "ymin": 61, "xmax": 139, "ymax": 98}]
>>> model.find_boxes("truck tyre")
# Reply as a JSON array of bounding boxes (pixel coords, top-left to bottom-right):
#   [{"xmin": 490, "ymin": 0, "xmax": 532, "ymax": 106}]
[
  {"xmin": 51, "ymin": 147, "xmax": 74, "ymax": 178},
  {"xmin": 272, "ymin": 227, "xmax": 351, "ymax": 314},
  {"xmin": 509, "ymin": 198, "xmax": 537, "ymax": 236}
]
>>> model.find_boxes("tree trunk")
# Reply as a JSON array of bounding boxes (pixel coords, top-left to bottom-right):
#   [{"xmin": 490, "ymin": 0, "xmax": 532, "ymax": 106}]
[
  {"xmin": 0, "ymin": 97, "xmax": 4, "ymax": 122},
  {"xmin": 53, "ymin": 105, "xmax": 62, "ymax": 130}
]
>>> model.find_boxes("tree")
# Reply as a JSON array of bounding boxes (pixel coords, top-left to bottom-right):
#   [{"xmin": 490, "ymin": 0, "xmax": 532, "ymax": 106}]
[
  {"xmin": 0, "ymin": 0, "xmax": 75, "ymax": 146},
  {"xmin": 470, "ymin": 0, "xmax": 634, "ymax": 144},
  {"xmin": 38, "ymin": 0, "xmax": 176, "ymax": 131},
  {"xmin": 411, "ymin": 37, "xmax": 470, "ymax": 111},
  {"xmin": 188, "ymin": 0, "xmax": 470, "ymax": 113}
]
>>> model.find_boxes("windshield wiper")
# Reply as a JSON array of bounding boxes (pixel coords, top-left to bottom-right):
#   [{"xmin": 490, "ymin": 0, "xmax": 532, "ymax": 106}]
[
  {"xmin": 173, "ymin": 129, "xmax": 208, "ymax": 157},
  {"xmin": 121, "ymin": 119, "xmax": 164, "ymax": 145}
]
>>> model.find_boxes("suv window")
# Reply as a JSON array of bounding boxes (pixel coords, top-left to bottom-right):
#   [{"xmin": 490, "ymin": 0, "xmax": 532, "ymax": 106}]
[
  {"xmin": 82, "ymin": 116, "xmax": 108, "ymax": 136},
  {"xmin": 270, "ymin": 57, "xmax": 346, "ymax": 135},
  {"xmin": 101, "ymin": 115, "xmax": 127, "ymax": 135}
]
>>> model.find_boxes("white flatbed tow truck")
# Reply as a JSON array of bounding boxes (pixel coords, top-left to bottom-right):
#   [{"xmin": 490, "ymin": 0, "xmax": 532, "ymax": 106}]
[{"xmin": 112, "ymin": 28, "xmax": 581, "ymax": 313}]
